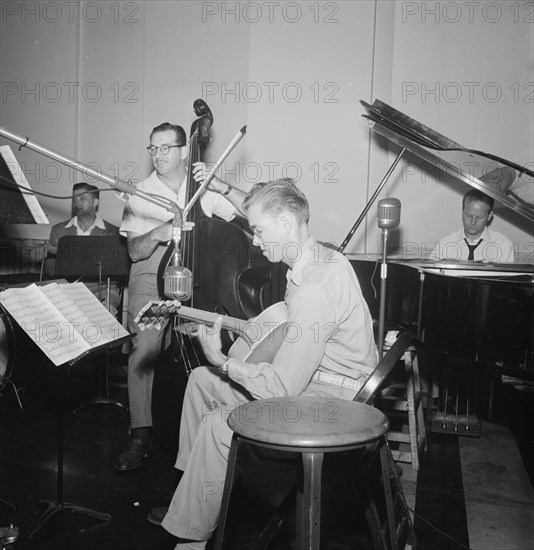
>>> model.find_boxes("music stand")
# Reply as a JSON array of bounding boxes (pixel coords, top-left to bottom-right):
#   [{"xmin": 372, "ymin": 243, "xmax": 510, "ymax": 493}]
[
  {"xmin": 53, "ymin": 235, "xmax": 131, "ymax": 408},
  {"xmin": 25, "ymin": 335, "xmax": 132, "ymax": 541}
]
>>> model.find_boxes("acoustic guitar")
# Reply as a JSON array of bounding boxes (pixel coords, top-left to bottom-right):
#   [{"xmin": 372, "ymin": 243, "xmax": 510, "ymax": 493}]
[{"xmin": 135, "ymin": 300, "xmax": 288, "ymax": 364}]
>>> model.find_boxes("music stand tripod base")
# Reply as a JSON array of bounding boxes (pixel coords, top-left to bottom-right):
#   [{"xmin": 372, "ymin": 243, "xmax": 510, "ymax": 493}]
[
  {"xmin": 25, "ymin": 336, "xmax": 132, "ymax": 542},
  {"xmin": 26, "ymin": 500, "xmax": 110, "ymax": 541}
]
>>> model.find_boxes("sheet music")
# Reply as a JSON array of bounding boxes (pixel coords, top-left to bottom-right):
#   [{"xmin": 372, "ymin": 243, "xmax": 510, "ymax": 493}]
[
  {"xmin": 0, "ymin": 284, "xmax": 92, "ymax": 365},
  {"xmin": 60, "ymin": 282, "xmax": 129, "ymax": 343},
  {"xmin": 0, "ymin": 282, "xmax": 129, "ymax": 366}
]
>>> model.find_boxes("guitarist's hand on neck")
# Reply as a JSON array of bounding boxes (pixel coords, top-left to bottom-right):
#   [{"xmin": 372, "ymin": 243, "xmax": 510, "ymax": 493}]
[{"xmin": 196, "ymin": 316, "xmax": 227, "ymax": 368}]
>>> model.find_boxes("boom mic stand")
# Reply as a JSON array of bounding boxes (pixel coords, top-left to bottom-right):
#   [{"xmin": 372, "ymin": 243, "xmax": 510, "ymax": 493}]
[
  {"xmin": 0, "ymin": 124, "xmax": 248, "ymax": 304},
  {"xmin": 377, "ymin": 198, "xmax": 401, "ymax": 357},
  {"xmin": 163, "ymin": 126, "xmax": 248, "ymax": 300}
]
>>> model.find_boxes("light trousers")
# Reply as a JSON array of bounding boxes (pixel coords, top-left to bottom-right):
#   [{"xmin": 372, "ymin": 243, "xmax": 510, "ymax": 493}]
[{"xmin": 161, "ymin": 366, "xmax": 357, "ymax": 541}]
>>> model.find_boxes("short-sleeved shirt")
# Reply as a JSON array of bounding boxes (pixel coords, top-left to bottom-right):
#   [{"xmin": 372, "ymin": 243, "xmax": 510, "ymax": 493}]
[{"xmin": 120, "ymin": 171, "xmax": 236, "ymax": 286}]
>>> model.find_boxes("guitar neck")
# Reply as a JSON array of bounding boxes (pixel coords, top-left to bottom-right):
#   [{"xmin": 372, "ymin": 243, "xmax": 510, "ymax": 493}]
[{"xmin": 176, "ymin": 305, "xmax": 253, "ymax": 345}]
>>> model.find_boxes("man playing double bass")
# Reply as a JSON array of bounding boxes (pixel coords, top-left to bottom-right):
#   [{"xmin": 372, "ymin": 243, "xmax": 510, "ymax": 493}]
[{"xmin": 115, "ymin": 122, "xmax": 246, "ymax": 471}]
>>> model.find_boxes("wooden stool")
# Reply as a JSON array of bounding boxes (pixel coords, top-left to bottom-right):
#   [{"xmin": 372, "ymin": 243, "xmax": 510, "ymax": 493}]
[
  {"xmin": 379, "ymin": 346, "xmax": 427, "ymax": 470},
  {"xmin": 213, "ymin": 396, "xmax": 416, "ymax": 550}
]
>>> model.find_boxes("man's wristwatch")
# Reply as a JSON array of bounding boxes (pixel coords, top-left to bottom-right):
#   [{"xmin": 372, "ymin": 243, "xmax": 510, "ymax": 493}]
[
  {"xmin": 219, "ymin": 358, "xmax": 231, "ymax": 375},
  {"xmin": 222, "ymin": 184, "xmax": 232, "ymax": 196}
]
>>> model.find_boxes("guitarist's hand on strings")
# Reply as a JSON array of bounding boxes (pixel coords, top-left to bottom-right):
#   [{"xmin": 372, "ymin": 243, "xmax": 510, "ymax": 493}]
[{"xmin": 196, "ymin": 316, "xmax": 228, "ymax": 371}]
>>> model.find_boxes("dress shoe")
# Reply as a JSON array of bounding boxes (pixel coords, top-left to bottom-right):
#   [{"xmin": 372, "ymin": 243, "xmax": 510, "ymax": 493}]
[
  {"xmin": 114, "ymin": 438, "xmax": 151, "ymax": 471},
  {"xmin": 147, "ymin": 505, "xmax": 169, "ymax": 526}
]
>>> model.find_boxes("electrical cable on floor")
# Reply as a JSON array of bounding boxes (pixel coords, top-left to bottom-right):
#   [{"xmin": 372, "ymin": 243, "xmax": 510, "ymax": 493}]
[{"xmin": 408, "ymin": 505, "xmax": 473, "ymax": 550}]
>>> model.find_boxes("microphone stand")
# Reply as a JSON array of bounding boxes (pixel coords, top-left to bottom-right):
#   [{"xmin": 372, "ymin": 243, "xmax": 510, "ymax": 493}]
[
  {"xmin": 164, "ymin": 126, "xmax": 248, "ymax": 300},
  {"xmin": 0, "ymin": 124, "xmax": 248, "ymax": 226},
  {"xmin": 1, "ymin": 125, "xmax": 248, "ymax": 301},
  {"xmin": 376, "ymin": 198, "xmax": 401, "ymax": 357},
  {"xmin": 377, "ymin": 227, "xmax": 390, "ymax": 358},
  {"xmin": 0, "ymin": 127, "xmax": 182, "ymax": 218},
  {"xmin": 182, "ymin": 125, "xmax": 247, "ymax": 219}
]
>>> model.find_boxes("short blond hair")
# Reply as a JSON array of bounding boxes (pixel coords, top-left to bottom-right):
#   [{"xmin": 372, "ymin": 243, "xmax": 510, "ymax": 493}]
[{"xmin": 243, "ymin": 178, "xmax": 310, "ymax": 224}]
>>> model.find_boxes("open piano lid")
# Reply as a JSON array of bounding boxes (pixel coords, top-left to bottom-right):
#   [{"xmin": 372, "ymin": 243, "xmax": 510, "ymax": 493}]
[{"xmin": 361, "ymin": 99, "xmax": 534, "ymax": 224}]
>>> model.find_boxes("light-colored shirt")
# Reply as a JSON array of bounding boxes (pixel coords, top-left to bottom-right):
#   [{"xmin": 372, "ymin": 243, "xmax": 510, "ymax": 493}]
[
  {"xmin": 120, "ymin": 171, "xmax": 235, "ymax": 237},
  {"xmin": 429, "ymin": 227, "xmax": 515, "ymax": 263},
  {"xmin": 65, "ymin": 214, "xmax": 107, "ymax": 236},
  {"xmin": 227, "ymin": 237, "xmax": 378, "ymax": 399},
  {"xmin": 120, "ymin": 171, "xmax": 236, "ymax": 282}
]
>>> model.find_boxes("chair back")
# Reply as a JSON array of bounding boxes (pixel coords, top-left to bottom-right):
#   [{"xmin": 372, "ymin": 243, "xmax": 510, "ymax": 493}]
[{"xmin": 354, "ymin": 331, "xmax": 418, "ymax": 404}]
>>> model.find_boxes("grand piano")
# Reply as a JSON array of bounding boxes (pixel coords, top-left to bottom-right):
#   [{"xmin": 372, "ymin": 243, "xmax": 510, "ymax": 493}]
[{"xmin": 344, "ymin": 100, "xmax": 534, "ymax": 435}]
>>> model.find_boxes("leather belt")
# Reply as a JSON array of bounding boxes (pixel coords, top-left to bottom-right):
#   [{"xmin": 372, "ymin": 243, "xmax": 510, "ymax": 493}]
[{"xmin": 312, "ymin": 370, "xmax": 363, "ymax": 392}]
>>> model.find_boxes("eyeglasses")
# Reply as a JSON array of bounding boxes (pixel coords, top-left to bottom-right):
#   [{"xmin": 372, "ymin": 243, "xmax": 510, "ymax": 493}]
[{"xmin": 146, "ymin": 144, "xmax": 182, "ymax": 156}]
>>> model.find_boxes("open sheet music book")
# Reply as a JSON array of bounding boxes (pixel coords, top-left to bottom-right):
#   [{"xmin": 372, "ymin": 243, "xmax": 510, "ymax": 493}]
[{"xmin": 0, "ymin": 282, "xmax": 130, "ymax": 366}]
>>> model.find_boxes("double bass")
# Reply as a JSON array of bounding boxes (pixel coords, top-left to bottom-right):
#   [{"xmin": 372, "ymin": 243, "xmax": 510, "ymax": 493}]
[{"xmin": 152, "ymin": 100, "xmax": 286, "ymax": 453}]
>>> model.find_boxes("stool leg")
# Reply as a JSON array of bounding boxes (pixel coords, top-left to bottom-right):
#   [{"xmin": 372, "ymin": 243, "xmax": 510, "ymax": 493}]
[
  {"xmin": 213, "ymin": 435, "xmax": 240, "ymax": 550},
  {"xmin": 380, "ymin": 440, "xmax": 399, "ymax": 550},
  {"xmin": 357, "ymin": 444, "xmax": 389, "ymax": 550},
  {"xmin": 296, "ymin": 452, "xmax": 323, "ymax": 550}
]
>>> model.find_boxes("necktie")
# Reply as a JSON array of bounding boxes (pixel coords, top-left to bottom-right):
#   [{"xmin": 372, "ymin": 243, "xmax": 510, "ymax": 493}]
[{"xmin": 465, "ymin": 238, "xmax": 482, "ymax": 261}]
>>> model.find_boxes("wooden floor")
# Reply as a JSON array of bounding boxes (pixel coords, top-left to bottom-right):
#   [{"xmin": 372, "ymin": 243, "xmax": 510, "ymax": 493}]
[{"xmin": 1, "ymin": 353, "xmax": 533, "ymax": 550}]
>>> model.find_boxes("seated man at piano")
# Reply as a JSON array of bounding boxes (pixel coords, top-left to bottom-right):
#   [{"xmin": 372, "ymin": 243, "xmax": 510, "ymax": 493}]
[
  {"xmin": 156, "ymin": 178, "xmax": 378, "ymax": 550},
  {"xmin": 429, "ymin": 189, "xmax": 515, "ymax": 263},
  {"xmin": 43, "ymin": 182, "xmax": 122, "ymax": 315}
]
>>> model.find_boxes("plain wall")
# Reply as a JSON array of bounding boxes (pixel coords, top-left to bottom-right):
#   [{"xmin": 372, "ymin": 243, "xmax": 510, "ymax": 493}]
[
  {"xmin": 385, "ymin": 0, "xmax": 534, "ymax": 259},
  {"xmin": 1, "ymin": 0, "xmax": 532, "ymax": 258}
]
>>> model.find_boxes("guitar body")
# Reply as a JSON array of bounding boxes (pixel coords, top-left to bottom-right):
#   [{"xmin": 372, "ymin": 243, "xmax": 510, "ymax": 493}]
[{"xmin": 227, "ymin": 301, "xmax": 288, "ymax": 363}]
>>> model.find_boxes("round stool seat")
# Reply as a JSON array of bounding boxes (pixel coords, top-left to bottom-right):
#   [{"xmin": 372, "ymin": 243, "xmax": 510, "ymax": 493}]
[{"xmin": 228, "ymin": 396, "xmax": 389, "ymax": 448}]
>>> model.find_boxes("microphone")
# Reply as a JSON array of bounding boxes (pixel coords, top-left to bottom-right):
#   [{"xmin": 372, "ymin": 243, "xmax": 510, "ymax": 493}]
[
  {"xmin": 163, "ymin": 215, "xmax": 193, "ymax": 301},
  {"xmin": 377, "ymin": 198, "xmax": 401, "ymax": 229}
]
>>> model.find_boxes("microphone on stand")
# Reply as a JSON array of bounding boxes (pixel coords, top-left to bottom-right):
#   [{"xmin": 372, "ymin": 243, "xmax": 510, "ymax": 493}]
[
  {"xmin": 377, "ymin": 198, "xmax": 401, "ymax": 357},
  {"xmin": 377, "ymin": 197, "xmax": 401, "ymax": 230},
  {"xmin": 163, "ymin": 214, "xmax": 193, "ymax": 301}
]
